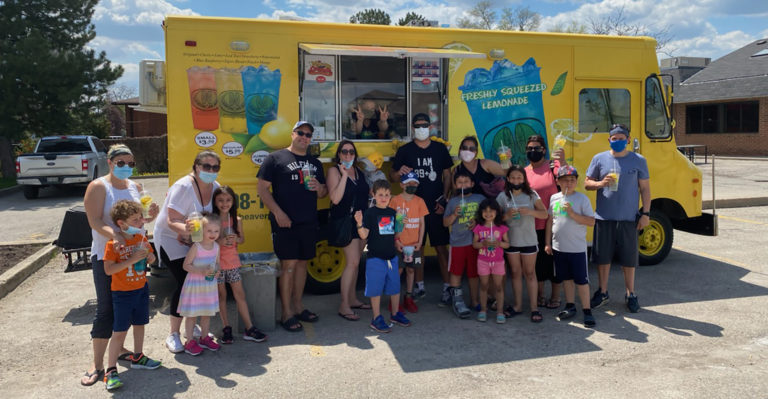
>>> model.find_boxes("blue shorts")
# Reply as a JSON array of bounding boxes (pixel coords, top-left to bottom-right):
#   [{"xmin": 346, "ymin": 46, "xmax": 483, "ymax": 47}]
[
  {"xmin": 364, "ymin": 256, "xmax": 400, "ymax": 297},
  {"xmin": 553, "ymin": 251, "xmax": 589, "ymax": 285},
  {"xmin": 112, "ymin": 283, "xmax": 150, "ymax": 332}
]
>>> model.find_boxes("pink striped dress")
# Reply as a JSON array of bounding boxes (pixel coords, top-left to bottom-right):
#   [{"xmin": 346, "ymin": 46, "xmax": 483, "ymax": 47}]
[{"xmin": 177, "ymin": 242, "xmax": 220, "ymax": 317}]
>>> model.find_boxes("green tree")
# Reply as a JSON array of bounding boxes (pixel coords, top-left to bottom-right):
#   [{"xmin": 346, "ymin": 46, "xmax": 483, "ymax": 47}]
[
  {"xmin": 0, "ymin": 0, "xmax": 122, "ymax": 179},
  {"xmin": 397, "ymin": 12, "xmax": 426, "ymax": 26},
  {"xmin": 349, "ymin": 9, "xmax": 391, "ymax": 25}
]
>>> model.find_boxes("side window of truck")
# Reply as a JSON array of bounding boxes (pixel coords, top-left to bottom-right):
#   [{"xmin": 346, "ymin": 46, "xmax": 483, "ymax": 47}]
[
  {"xmin": 578, "ymin": 89, "xmax": 631, "ymax": 133},
  {"xmin": 92, "ymin": 138, "xmax": 107, "ymax": 154},
  {"xmin": 645, "ymin": 77, "xmax": 672, "ymax": 139}
]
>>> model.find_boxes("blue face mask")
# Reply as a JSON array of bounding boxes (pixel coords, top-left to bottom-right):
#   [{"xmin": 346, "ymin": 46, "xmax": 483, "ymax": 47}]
[
  {"xmin": 122, "ymin": 225, "xmax": 143, "ymax": 235},
  {"xmin": 199, "ymin": 171, "xmax": 218, "ymax": 184},
  {"xmin": 341, "ymin": 160, "xmax": 354, "ymax": 168},
  {"xmin": 610, "ymin": 139, "xmax": 628, "ymax": 152},
  {"xmin": 113, "ymin": 165, "xmax": 133, "ymax": 180}
]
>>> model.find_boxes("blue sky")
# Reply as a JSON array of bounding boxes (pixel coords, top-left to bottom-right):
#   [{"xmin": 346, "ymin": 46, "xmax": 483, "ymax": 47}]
[{"xmin": 90, "ymin": 0, "xmax": 768, "ymax": 94}]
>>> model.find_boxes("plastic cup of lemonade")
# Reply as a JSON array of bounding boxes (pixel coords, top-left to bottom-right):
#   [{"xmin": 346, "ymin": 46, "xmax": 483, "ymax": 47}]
[
  {"xmin": 188, "ymin": 212, "xmax": 203, "ymax": 243},
  {"xmin": 139, "ymin": 190, "xmax": 152, "ymax": 219},
  {"xmin": 487, "ymin": 232, "xmax": 496, "ymax": 251},
  {"xmin": 608, "ymin": 169, "xmax": 620, "ymax": 192},
  {"xmin": 205, "ymin": 262, "xmax": 218, "ymax": 281},
  {"xmin": 553, "ymin": 134, "xmax": 566, "ymax": 154},
  {"xmin": 395, "ymin": 210, "xmax": 405, "ymax": 233},
  {"xmin": 133, "ymin": 241, "xmax": 150, "ymax": 273},
  {"xmin": 403, "ymin": 246, "xmax": 414, "ymax": 263},
  {"xmin": 497, "ymin": 144, "xmax": 512, "ymax": 169},
  {"xmin": 302, "ymin": 164, "xmax": 314, "ymax": 190}
]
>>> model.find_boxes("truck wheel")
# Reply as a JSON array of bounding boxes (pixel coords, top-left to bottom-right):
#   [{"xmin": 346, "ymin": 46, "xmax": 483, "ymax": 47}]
[
  {"xmin": 23, "ymin": 186, "xmax": 39, "ymax": 199},
  {"xmin": 305, "ymin": 239, "xmax": 345, "ymax": 295},
  {"xmin": 639, "ymin": 210, "xmax": 673, "ymax": 266}
]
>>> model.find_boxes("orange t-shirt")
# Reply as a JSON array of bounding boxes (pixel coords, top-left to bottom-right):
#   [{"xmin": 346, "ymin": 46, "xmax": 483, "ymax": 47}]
[
  {"xmin": 104, "ymin": 235, "xmax": 153, "ymax": 292},
  {"xmin": 389, "ymin": 194, "xmax": 429, "ymax": 246}
]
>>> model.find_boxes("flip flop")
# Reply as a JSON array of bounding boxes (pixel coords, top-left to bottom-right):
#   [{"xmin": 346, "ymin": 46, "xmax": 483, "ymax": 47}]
[
  {"xmin": 296, "ymin": 309, "xmax": 319, "ymax": 323},
  {"xmin": 546, "ymin": 300, "xmax": 562, "ymax": 309},
  {"xmin": 281, "ymin": 316, "xmax": 303, "ymax": 332},
  {"xmin": 350, "ymin": 303, "xmax": 372, "ymax": 310},
  {"xmin": 80, "ymin": 368, "xmax": 104, "ymax": 386},
  {"xmin": 504, "ymin": 305, "xmax": 522, "ymax": 319},
  {"xmin": 530, "ymin": 310, "xmax": 544, "ymax": 323},
  {"xmin": 338, "ymin": 312, "xmax": 360, "ymax": 321}
]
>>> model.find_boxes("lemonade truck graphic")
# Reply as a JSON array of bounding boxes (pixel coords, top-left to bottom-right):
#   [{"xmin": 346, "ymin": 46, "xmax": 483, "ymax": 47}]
[{"xmin": 160, "ymin": 16, "xmax": 716, "ymax": 293}]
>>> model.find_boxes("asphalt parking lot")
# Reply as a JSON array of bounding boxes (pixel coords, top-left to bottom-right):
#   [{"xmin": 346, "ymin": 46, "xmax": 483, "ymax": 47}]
[{"xmin": 0, "ymin": 204, "xmax": 766, "ymax": 398}]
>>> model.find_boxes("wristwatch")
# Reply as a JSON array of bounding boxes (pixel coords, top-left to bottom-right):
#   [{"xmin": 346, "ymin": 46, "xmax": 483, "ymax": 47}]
[{"xmin": 640, "ymin": 211, "xmax": 650, "ymax": 216}]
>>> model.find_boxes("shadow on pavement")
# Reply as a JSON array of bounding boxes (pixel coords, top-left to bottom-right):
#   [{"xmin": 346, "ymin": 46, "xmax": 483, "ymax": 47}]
[{"xmin": 1, "ymin": 185, "xmax": 86, "ymax": 211}]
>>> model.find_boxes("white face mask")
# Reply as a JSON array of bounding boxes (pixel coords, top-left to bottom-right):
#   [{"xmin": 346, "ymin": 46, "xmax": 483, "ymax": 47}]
[
  {"xmin": 413, "ymin": 127, "xmax": 430, "ymax": 140},
  {"xmin": 459, "ymin": 150, "xmax": 476, "ymax": 162}
]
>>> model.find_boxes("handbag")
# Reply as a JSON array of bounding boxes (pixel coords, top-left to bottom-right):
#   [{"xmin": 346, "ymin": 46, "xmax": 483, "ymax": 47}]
[
  {"xmin": 479, "ymin": 176, "xmax": 506, "ymax": 198},
  {"xmin": 328, "ymin": 167, "xmax": 357, "ymax": 248}
]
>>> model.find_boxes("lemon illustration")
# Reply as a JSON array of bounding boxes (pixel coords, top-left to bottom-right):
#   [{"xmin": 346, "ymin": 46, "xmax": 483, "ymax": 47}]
[
  {"xmin": 550, "ymin": 118, "xmax": 592, "ymax": 143},
  {"xmin": 259, "ymin": 119, "xmax": 293, "ymax": 149},
  {"xmin": 443, "ymin": 42, "xmax": 472, "ymax": 78}
]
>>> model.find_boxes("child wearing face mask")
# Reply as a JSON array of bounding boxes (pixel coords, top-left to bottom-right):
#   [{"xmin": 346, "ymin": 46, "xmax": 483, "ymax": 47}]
[
  {"xmin": 389, "ymin": 171, "xmax": 429, "ymax": 314},
  {"xmin": 102, "ymin": 200, "xmax": 161, "ymax": 391}
]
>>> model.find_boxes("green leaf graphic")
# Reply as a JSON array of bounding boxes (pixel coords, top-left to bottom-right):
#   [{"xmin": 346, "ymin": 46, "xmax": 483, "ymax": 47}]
[
  {"xmin": 230, "ymin": 133, "xmax": 251, "ymax": 147},
  {"xmin": 245, "ymin": 134, "xmax": 270, "ymax": 153},
  {"xmin": 550, "ymin": 71, "xmax": 567, "ymax": 96}
]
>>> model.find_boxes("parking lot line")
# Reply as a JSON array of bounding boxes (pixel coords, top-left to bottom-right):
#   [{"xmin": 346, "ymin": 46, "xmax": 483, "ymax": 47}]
[{"xmin": 717, "ymin": 215, "xmax": 767, "ymax": 226}]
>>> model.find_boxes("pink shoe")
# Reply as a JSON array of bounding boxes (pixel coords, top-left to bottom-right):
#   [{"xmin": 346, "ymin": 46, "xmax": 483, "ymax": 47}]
[
  {"xmin": 184, "ymin": 339, "xmax": 203, "ymax": 356},
  {"xmin": 199, "ymin": 335, "xmax": 220, "ymax": 351}
]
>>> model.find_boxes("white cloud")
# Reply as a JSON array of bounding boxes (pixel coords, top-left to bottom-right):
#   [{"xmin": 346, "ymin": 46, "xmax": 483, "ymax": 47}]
[{"xmin": 94, "ymin": 0, "xmax": 197, "ymax": 26}]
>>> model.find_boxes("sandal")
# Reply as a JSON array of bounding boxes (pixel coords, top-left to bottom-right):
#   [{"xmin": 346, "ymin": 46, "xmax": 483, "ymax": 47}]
[
  {"xmin": 351, "ymin": 303, "xmax": 372, "ymax": 310},
  {"xmin": 281, "ymin": 316, "xmax": 303, "ymax": 332},
  {"xmin": 546, "ymin": 299, "xmax": 562, "ymax": 309},
  {"xmin": 503, "ymin": 305, "xmax": 522, "ymax": 318},
  {"xmin": 80, "ymin": 368, "xmax": 104, "ymax": 386},
  {"xmin": 338, "ymin": 312, "xmax": 360, "ymax": 321},
  {"xmin": 537, "ymin": 296, "xmax": 547, "ymax": 307},
  {"xmin": 296, "ymin": 309, "xmax": 319, "ymax": 323},
  {"xmin": 530, "ymin": 310, "xmax": 543, "ymax": 323}
]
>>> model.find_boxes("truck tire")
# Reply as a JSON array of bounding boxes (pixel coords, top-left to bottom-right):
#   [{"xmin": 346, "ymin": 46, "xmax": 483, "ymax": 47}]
[
  {"xmin": 639, "ymin": 209, "xmax": 673, "ymax": 266},
  {"xmin": 305, "ymin": 239, "xmax": 345, "ymax": 295},
  {"xmin": 23, "ymin": 186, "xmax": 39, "ymax": 199}
]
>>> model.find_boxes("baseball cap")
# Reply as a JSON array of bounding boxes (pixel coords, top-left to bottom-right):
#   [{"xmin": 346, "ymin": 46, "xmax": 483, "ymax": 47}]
[
  {"xmin": 557, "ymin": 165, "xmax": 579, "ymax": 178},
  {"xmin": 412, "ymin": 113, "xmax": 430, "ymax": 125},
  {"xmin": 293, "ymin": 121, "xmax": 314, "ymax": 132},
  {"xmin": 609, "ymin": 124, "xmax": 629, "ymax": 137},
  {"xmin": 400, "ymin": 171, "xmax": 419, "ymax": 184}
]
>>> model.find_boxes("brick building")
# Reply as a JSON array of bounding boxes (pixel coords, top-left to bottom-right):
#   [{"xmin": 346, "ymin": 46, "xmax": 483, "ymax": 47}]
[
  {"xmin": 662, "ymin": 39, "xmax": 768, "ymax": 156},
  {"xmin": 111, "ymin": 97, "xmax": 168, "ymax": 138}
]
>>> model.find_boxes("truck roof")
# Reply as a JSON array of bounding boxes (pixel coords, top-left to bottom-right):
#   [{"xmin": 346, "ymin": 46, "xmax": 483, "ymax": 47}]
[{"xmin": 40, "ymin": 135, "xmax": 94, "ymax": 140}]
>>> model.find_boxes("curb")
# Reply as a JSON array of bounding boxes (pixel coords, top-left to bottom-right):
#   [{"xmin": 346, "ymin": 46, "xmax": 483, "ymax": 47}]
[
  {"xmin": 703, "ymin": 197, "xmax": 768, "ymax": 209},
  {"xmin": 0, "ymin": 185, "xmax": 20, "ymax": 198},
  {"xmin": 0, "ymin": 245, "xmax": 59, "ymax": 300},
  {"xmin": 133, "ymin": 174, "xmax": 168, "ymax": 180}
]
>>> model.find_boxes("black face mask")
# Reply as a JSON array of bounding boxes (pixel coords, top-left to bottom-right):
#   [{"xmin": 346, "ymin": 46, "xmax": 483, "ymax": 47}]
[
  {"xmin": 405, "ymin": 186, "xmax": 418, "ymax": 195},
  {"xmin": 526, "ymin": 150, "xmax": 544, "ymax": 163},
  {"xmin": 509, "ymin": 183, "xmax": 524, "ymax": 191},
  {"xmin": 453, "ymin": 188, "xmax": 467, "ymax": 197}
]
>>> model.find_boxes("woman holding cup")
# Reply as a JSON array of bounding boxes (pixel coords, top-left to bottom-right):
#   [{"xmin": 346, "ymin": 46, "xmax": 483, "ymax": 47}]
[
  {"xmin": 81, "ymin": 144, "xmax": 159, "ymax": 386},
  {"xmin": 154, "ymin": 150, "xmax": 221, "ymax": 353},
  {"xmin": 451, "ymin": 136, "xmax": 506, "ymax": 198}
]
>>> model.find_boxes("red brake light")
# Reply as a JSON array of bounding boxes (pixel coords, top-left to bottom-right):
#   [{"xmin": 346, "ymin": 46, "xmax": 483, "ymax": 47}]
[
  {"xmin": 15, "ymin": 160, "xmax": 20, "ymax": 174},
  {"xmin": 82, "ymin": 158, "xmax": 88, "ymax": 171}
]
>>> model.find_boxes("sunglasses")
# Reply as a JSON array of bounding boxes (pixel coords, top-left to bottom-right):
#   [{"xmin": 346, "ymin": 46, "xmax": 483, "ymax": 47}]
[
  {"xmin": 340, "ymin": 149, "xmax": 355, "ymax": 155},
  {"xmin": 460, "ymin": 145, "xmax": 477, "ymax": 152},
  {"xmin": 526, "ymin": 146, "xmax": 544, "ymax": 152},
  {"xmin": 114, "ymin": 160, "xmax": 136, "ymax": 168},
  {"xmin": 413, "ymin": 123, "xmax": 429, "ymax": 128},
  {"xmin": 198, "ymin": 163, "xmax": 221, "ymax": 172},
  {"xmin": 296, "ymin": 130, "xmax": 313, "ymax": 138}
]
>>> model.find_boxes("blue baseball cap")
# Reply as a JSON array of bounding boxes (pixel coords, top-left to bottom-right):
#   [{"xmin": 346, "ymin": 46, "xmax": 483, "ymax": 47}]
[
  {"xmin": 609, "ymin": 124, "xmax": 629, "ymax": 137},
  {"xmin": 557, "ymin": 165, "xmax": 578, "ymax": 178},
  {"xmin": 400, "ymin": 171, "xmax": 419, "ymax": 184}
]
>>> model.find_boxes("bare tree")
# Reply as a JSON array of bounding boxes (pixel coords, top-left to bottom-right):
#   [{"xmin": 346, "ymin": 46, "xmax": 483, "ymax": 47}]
[
  {"xmin": 498, "ymin": 6, "xmax": 541, "ymax": 31},
  {"xmin": 548, "ymin": 20, "xmax": 588, "ymax": 34},
  {"xmin": 103, "ymin": 84, "xmax": 137, "ymax": 137},
  {"xmin": 456, "ymin": 1, "xmax": 496, "ymax": 30},
  {"xmin": 587, "ymin": 6, "xmax": 673, "ymax": 53}
]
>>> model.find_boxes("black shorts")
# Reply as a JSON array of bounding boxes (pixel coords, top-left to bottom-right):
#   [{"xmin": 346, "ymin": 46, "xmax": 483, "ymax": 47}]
[
  {"xmin": 504, "ymin": 245, "xmax": 538, "ymax": 255},
  {"xmin": 272, "ymin": 225, "xmax": 318, "ymax": 261},
  {"xmin": 535, "ymin": 229, "xmax": 559, "ymax": 283},
  {"xmin": 421, "ymin": 213, "xmax": 450, "ymax": 247},
  {"xmin": 553, "ymin": 250, "xmax": 589, "ymax": 285},
  {"xmin": 591, "ymin": 219, "xmax": 639, "ymax": 267}
]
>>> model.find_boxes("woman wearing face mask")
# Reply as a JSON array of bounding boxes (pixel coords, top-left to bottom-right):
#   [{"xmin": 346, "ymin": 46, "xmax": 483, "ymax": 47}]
[
  {"xmin": 153, "ymin": 150, "xmax": 221, "ymax": 353},
  {"xmin": 523, "ymin": 135, "xmax": 568, "ymax": 310},
  {"xmin": 327, "ymin": 140, "xmax": 371, "ymax": 320},
  {"xmin": 81, "ymin": 144, "xmax": 159, "ymax": 386},
  {"xmin": 452, "ymin": 136, "xmax": 506, "ymax": 198}
]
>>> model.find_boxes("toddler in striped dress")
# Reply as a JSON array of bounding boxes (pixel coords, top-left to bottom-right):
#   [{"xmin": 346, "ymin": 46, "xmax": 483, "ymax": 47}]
[{"xmin": 178, "ymin": 214, "xmax": 221, "ymax": 356}]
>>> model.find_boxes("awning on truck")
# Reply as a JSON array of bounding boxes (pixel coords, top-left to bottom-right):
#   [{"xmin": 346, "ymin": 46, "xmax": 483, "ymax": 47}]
[{"xmin": 299, "ymin": 43, "xmax": 486, "ymax": 59}]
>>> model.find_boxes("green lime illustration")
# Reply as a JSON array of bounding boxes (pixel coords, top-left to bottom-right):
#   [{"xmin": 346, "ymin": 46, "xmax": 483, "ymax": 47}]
[
  {"xmin": 191, "ymin": 89, "xmax": 218, "ymax": 111},
  {"xmin": 218, "ymin": 90, "xmax": 245, "ymax": 115},
  {"xmin": 244, "ymin": 134, "xmax": 270, "ymax": 153},
  {"xmin": 246, "ymin": 94, "xmax": 277, "ymax": 120},
  {"xmin": 230, "ymin": 133, "xmax": 251, "ymax": 147}
]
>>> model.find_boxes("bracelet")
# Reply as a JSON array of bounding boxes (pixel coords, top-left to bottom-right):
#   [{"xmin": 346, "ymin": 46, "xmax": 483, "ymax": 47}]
[{"xmin": 356, "ymin": 224, "xmax": 363, "ymax": 229}]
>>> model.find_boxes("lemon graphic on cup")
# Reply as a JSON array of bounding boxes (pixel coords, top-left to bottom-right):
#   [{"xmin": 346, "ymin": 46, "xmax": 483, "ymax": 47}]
[
  {"xmin": 550, "ymin": 118, "xmax": 593, "ymax": 143},
  {"xmin": 259, "ymin": 119, "xmax": 293, "ymax": 149}
]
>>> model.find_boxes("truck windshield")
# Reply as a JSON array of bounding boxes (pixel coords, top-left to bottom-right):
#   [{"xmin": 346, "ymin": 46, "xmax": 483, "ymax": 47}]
[{"xmin": 37, "ymin": 138, "xmax": 91, "ymax": 153}]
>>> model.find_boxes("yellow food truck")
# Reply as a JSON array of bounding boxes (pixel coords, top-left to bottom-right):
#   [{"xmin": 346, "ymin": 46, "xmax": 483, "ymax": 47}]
[{"xmin": 158, "ymin": 16, "xmax": 716, "ymax": 293}]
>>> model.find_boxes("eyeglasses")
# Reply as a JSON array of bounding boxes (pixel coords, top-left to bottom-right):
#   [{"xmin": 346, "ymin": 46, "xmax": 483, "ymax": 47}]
[
  {"xmin": 460, "ymin": 145, "xmax": 477, "ymax": 152},
  {"xmin": 413, "ymin": 123, "xmax": 429, "ymax": 128},
  {"xmin": 340, "ymin": 149, "xmax": 355, "ymax": 155},
  {"xmin": 526, "ymin": 146, "xmax": 544, "ymax": 152},
  {"xmin": 199, "ymin": 163, "xmax": 221, "ymax": 172},
  {"xmin": 114, "ymin": 160, "xmax": 136, "ymax": 168},
  {"xmin": 296, "ymin": 130, "xmax": 313, "ymax": 138}
]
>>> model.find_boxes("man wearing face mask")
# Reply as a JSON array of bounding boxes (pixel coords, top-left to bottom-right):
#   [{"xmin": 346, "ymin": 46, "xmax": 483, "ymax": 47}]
[
  {"xmin": 584, "ymin": 124, "xmax": 651, "ymax": 314},
  {"xmin": 391, "ymin": 113, "xmax": 454, "ymax": 303}
]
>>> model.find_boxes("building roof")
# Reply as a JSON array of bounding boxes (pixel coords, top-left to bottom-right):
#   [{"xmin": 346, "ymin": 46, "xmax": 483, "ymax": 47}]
[
  {"xmin": 111, "ymin": 97, "xmax": 140, "ymax": 105},
  {"xmin": 675, "ymin": 38, "xmax": 768, "ymax": 104}
]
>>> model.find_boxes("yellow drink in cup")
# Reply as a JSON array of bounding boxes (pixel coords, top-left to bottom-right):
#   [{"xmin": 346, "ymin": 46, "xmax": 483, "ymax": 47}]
[
  {"xmin": 608, "ymin": 170, "xmax": 619, "ymax": 192},
  {"xmin": 188, "ymin": 212, "xmax": 203, "ymax": 243},
  {"xmin": 139, "ymin": 191, "xmax": 152, "ymax": 218}
]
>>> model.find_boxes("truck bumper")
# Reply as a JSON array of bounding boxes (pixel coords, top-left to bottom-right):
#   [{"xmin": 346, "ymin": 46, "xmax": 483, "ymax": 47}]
[
  {"xmin": 673, "ymin": 212, "xmax": 718, "ymax": 236},
  {"xmin": 17, "ymin": 175, "xmax": 90, "ymax": 185}
]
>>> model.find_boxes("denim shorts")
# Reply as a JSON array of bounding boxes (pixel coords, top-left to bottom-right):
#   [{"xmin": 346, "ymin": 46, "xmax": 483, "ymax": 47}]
[{"xmin": 112, "ymin": 283, "xmax": 150, "ymax": 332}]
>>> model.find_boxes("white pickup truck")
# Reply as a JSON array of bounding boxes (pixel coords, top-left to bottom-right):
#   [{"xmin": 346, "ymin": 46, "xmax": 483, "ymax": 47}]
[{"xmin": 15, "ymin": 136, "xmax": 109, "ymax": 199}]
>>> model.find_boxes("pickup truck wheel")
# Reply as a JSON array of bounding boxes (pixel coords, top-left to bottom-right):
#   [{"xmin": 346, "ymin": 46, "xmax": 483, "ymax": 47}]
[
  {"xmin": 23, "ymin": 186, "xmax": 39, "ymax": 199},
  {"xmin": 305, "ymin": 239, "xmax": 344, "ymax": 295},
  {"xmin": 639, "ymin": 210, "xmax": 673, "ymax": 266}
]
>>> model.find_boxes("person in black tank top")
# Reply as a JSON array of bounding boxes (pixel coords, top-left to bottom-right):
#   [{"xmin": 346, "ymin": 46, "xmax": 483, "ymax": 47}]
[{"xmin": 452, "ymin": 136, "xmax": 507, "ymax": 197}]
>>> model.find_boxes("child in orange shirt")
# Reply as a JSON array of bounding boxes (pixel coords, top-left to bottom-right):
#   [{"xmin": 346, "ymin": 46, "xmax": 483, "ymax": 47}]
[{"xmin": 389, "ymin": 171, "xmax": 428, "ymax": 313}]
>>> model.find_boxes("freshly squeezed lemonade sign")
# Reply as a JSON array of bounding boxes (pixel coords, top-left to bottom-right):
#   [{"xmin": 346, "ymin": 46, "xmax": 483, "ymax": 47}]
[{"xmin": 459, "ymin": 58, "xmax": 548, "ymax": 166}]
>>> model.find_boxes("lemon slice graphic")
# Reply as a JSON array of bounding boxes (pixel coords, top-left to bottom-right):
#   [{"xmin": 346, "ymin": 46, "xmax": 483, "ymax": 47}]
[
  {"xmin": 443, "ymin": 42, "xmax": 472, "ymax": 78},
  {"xmin": 550, "ymin": 118, "xmax": 593, "ymax": 143}
]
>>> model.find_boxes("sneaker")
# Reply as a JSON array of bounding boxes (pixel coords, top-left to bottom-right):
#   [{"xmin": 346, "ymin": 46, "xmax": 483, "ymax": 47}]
[
  {"xmin": 370, "ymin": 315, "xmax": 391, "ymax": 333},
  {"xmin": 438, "ymin": 289, "xmax": 451, "ymax": 307},
  {"xmin": 496, "ymin": 313, "xmax": 506, "ymax": 324},
  {"xmin": 413, "ymin": 288, "xmax": 426, "ymax": 300},
  {"xmin": 584, "ymin": 313, "xmax": 596, "ymax": 328},
  {"xmin": 477, "ymin": 311, "xmax": 487, "ymax": 322},
  {"xmin": 403, "ymin": 295, "xmax": 419, "ymax": 313},
  {"xmin": 390, "ymin": 311, "xmax": 412, "ymax": 327},
  {"xmin": 557, "ymin": 305, "xmax": 578, "ymax": 321},
  {"xmin": 165, "ymin": 332, "xmax": 183, "ymax": 353},
  {"xmin": 590, "ymin": 289, "xmax": 610, "ymax": 309},
  {"xmin": 199, "ymin": 335, "xmax": 220, "ymax": 351},
  {"xmin": 243, "ymin": 326, "xmax": 267, "ymax": 343},
  {"xmin": 388, "ymin": 302, "xmax": 406, "ymax": 314},
  {"xmin": 129, "ymin": 352, "xmax": 161, "ymax": 370},
  {"xmin": 104, "ymin": 370, "xmax": 122, "ymax": 391},
  {"xmin": 221, "ymin": 326, "xmax": 234, "ymax": 344},
  {"xmin": 626, "ymin": 293, "xmax": 640, "ymax": 313},
  {"xmin": 451, "ymin": 288, "xmax": 471, "ymax": 319},
  {"xmin": 184, "ymin": 324, "xmax": 202, "ymax": 340},
  {"xmin": 184, "ymin": 339, "xmax": 203, "ymax": 356}
]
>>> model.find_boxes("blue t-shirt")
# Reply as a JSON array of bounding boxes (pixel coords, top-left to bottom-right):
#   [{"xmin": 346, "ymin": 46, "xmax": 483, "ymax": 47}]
[{"xmin": 586, "ymin": 150, "xmax": 649, "ymax": 221}]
